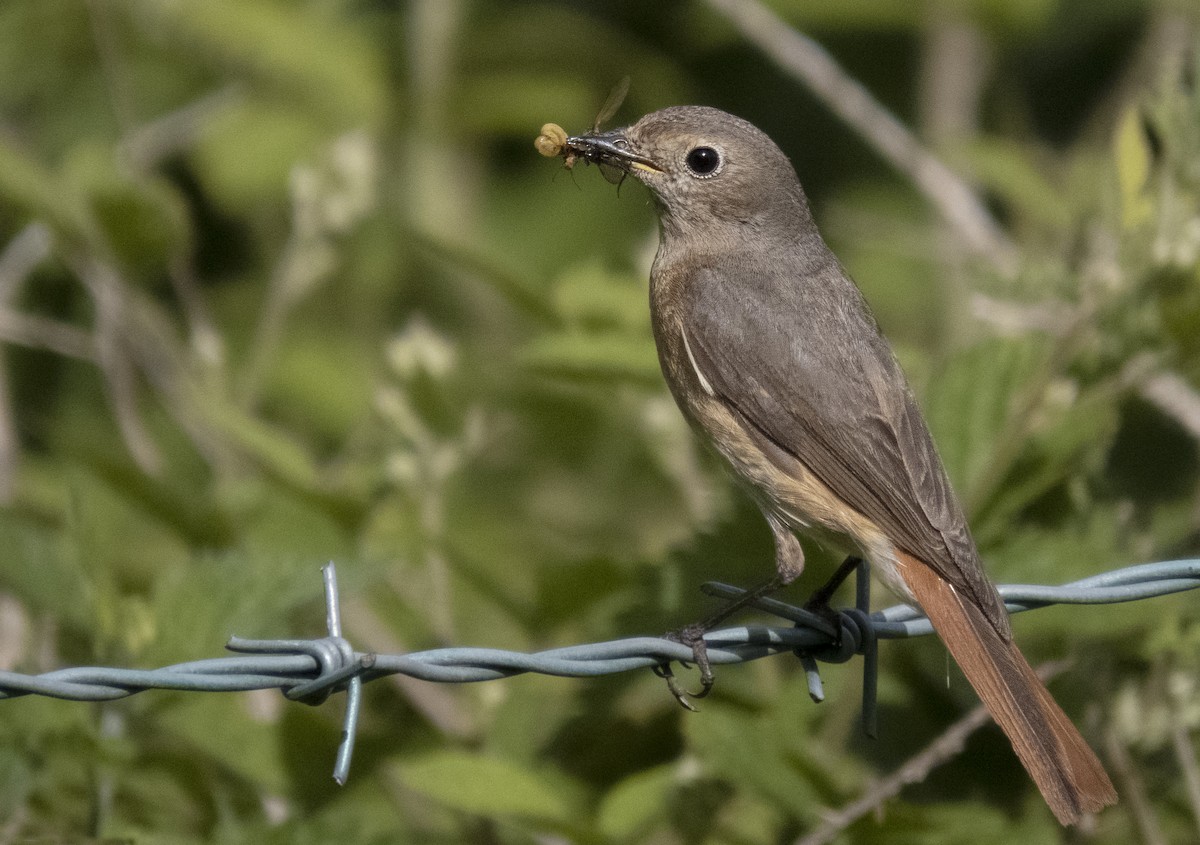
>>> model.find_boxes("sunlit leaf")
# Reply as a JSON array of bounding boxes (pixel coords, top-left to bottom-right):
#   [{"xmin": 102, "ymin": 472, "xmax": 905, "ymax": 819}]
[
  {"xmin": 684, "ymin": 702, "xmax": 820, "ymax": 819},
  {"xmin": 518, "ymin": 333, "xmax": 661, "ymax": 385},
  {"xmin": 923, "ymin": 335, "xmax": 1052, "ymax": 510},
  {"xmin": 1114, "ymin": 107, "xmax": 1154, "ymax": 230},
  {"xmin": 392, "ymin": 751, "xmax": 575, "ymax": 822},
  {"xmin": 596, "ymin": 764, "xmax": 675, "ymax": 839}
]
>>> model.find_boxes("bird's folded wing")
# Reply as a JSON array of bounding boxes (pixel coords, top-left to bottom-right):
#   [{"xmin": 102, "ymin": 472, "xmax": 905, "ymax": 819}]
[{"xmin": 681, "ymin": 262, "xmax": 1010, "ymax": 636}]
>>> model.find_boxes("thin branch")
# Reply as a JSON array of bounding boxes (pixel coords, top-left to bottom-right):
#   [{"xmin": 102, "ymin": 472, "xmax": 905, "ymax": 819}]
[
  {"xmin": 0, "ymin": 802, "xmax": 28, "ymax": 845},
  {"xmin": 918, "ymin": 10, "xmax": 991, "ymax": 349},
  {"xmin": 74, "ymin": 256, "xmax": 162, "ymax": 474},
  {"xmin": 0, "ymin": 593, "xmax": 28, "ymax": 672},
  {"xmin": 1, "ymin": 252, "xmax": 232, "ymax": 473},
  {"xmin": 343, "ymin": 596, "xmax": 475, "ymax": 740},
  {"xmin": 1081, "ymin": 8, "xmax": 1195, "ymax": 144},
  {"xmin": 793, "ymin": 662, "xmax": 1067, "ymax": 845},
  {"xmin": 969, "ymin": 293, "xmax": 1079, "ymax": 337},
  {"xmin": 118, "ymin": 285, "xmax": 236, "ymax": 471},
  {"xmin": 237, "ymin": 231, "xmax": 303, "ymax": 408},
  {"xmin": 120, "ymin": 85, "xmax": 237, "ymax": 374},
  {"xmin": 166, "ymin": 251, "xmax": 225, "ymax": 369},
  {"xmin": 0, "ymin": 223, "xmax": 53, "ymax": 501},
  {"xmin": 118, "ymin": 84, "xmax": 244, "ymax": 171},
  {"xmin": 1171, "ymin": 724, "xmax": 1200, "ymax": 841},
  {"xmin": 0, "ymin": 364, "xmax": 14, "ymax": 503},
  {"xmin": 0, "ymin": 310, "xmax": 95, "ymax": 361},
  {"xmin": 0, "ymin": 223, "xmax": 52, "ymax": 300},
  {"xmin": 918, "ymin": 11, "xmax": 990, "ymax": 149},
  {"xmin": 702, "ymin": 0, "xmax": 1017, "ymax": 272},
  {"xmin": 84, "ymin": 0, "xmax": 136, "ymax": 132},
  {"xmin": 1105, "ymin": 723, "xmax": 1167, "ymax": 845}
]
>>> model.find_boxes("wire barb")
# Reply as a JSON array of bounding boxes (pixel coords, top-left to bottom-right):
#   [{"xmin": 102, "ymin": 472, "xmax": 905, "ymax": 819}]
[{"xmin": 1, "ymin": 558, "xmax": 1196, "ymax": 783}]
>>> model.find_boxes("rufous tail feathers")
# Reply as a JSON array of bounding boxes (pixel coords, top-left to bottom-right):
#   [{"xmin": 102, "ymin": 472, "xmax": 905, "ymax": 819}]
[{"xmin": 896, "ymin": 550, "xmax": 1117, "ymax": 825}]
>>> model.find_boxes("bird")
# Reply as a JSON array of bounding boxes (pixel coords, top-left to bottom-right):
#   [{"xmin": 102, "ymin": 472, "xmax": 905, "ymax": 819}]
[{"xmin": 555, "ymin": 105, "xmax": 1117, "ymax": 825}]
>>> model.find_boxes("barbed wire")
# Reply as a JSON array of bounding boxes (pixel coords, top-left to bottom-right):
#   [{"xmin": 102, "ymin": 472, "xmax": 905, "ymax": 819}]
[{"xmin": 1, "ymin": 558, "xmax": 1197, "ymax": 784}]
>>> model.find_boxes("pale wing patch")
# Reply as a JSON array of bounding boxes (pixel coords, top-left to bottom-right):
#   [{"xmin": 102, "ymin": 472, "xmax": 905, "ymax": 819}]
[{"xmin": 681, "ymin": 328, "xmax": 715, "ymax": 397}]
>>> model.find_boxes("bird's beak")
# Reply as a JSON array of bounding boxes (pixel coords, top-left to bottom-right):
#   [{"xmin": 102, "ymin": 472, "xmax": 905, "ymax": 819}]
[{"xmin": 566, "ymin": 128, "xmax": 663, "ymax": 174}]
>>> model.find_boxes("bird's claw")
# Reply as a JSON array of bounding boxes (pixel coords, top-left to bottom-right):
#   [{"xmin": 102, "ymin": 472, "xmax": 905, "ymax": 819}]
[
  {"xmin": 656, "ymin": 625, "xmax": 715, "ymax": 709},
  {"xmin": 802, "ymin": 596, "xmax": 845, "ymax": 642},
  {"xmin": 800, "ymin": 555, "xmax": 860, "ymax": 642},
  {"xmin": 653, "ymin": 663, "xmax": 699, "ymax": 711}
]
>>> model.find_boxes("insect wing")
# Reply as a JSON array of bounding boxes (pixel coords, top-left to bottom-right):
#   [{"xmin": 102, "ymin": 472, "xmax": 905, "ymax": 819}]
[
  {"xmin": 598, "ymin": 161, "xmax": 626, "ymax": 186},
  {"xmin": 592, "ymin": 76, "xmax": 630, "ymax": 132}
]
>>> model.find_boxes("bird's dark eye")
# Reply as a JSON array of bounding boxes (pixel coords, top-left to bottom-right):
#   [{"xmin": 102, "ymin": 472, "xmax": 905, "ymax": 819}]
[{"xmin": 685, "ymin": 146, "xmax": 721, "ymax": 176}]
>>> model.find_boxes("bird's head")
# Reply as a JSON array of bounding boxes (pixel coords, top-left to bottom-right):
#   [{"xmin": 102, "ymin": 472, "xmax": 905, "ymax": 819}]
[{"xmin": 567, "ymin": 106, "xmax": 812, "ymax": 237}]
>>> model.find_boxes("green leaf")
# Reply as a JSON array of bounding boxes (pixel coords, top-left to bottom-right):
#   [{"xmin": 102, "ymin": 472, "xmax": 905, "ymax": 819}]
[
  {"xmin": 0, "ymin": 513, "xmax": 92, "ymax": 630},
  {"xmin": 0, "ymin": 747, "xmax": 32, "ymax": 821},
  {"xmin": 136, "ymin": 0, "xmax": 384, "ymax": 126},
  {"xmin": 154, "ymin": 693, "xmax": 289, "ymax": 793},
  {"xmin": 923, "ymin": 336, "xmax": 1051, "ymax": 509},
  {"xmin": 984, "ymin": 510, "xmax": 1124, "ymax": 608},
  {"xmin": 596, "ymin": 764, "xmax": 675, "ymax": 840},
  {"xmin": 411, "ymin": 228, "xmax": 561, "ymax": 326},
  {"xmin": 89, "ymin": 176, "xmax": 191, "ymax": 274},
  {"xmin": 455, "ymin": 73, "xmax": 595, "ymax": 137},
  {"xmin": 867, "ymin": 798, "xmax": 1059, "ymax": 843},
  {"xmin": 684, "ymin": 702, "xmax": 820, "ymax": 819},
  {"xmin": 980, "ymin": 380, "xmax": 1121, "ymax": 536},
  {"xmin": 0, "ymin": 137, "xmax": 94, "ymax": 245},
  {"xmin": 71, "ymin": 445, "xmax": 236, "ymax": 549},
  {"xmin": 1114, "ymin": 107, "xmax": 1153, "ymax": 230},
  {"xmin": 392, "ymin": 751, "xmax": 574, "ymax": 822},
  {"xmin": 551, "ymin": 262, "xmax": 648, "ymax": 331},
  {"xmin": 966, "ymin": 139, "xmax": 1072, "ymax": 229},
  {"xmin": 194, "ymin": 395, "xmax": 320, "ymax": 491},
  {"xmin": 63, "ymin": 143, "xmax": 192, "ymax": 273},
  {"xmin": 518, "ymin": 333, "xmax": 661, "ymax": 385},
  {"xmin": 192, "ymin": 99, "xmax": 328, "ymax": 212}
]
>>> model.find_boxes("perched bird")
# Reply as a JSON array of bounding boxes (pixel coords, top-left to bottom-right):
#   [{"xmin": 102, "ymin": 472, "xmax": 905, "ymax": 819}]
[{"xmin": 558, "ymin": 106, "xmax": 1117, "ymax": 825}]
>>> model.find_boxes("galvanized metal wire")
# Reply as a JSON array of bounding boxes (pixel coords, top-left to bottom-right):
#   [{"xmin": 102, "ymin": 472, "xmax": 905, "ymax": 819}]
[{"xmin": 1, "ymin": 558, "xmax": 1196, "ymax": 784}]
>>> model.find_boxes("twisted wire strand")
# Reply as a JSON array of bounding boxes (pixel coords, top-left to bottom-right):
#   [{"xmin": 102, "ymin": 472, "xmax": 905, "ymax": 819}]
[{"xmin": 1, "ymin": 558, "xmax": 1196, "ymax": 783}]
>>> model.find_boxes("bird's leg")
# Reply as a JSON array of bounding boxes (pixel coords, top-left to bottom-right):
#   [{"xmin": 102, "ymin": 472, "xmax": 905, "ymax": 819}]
[
  {"xmin": 661, "ymin": 575, "xmax": 785, "ymax": 706},
  {"xmin": 805, "ymin": 555, "xmax": 862, "ymax": 612},
  {"xmin": 660, "ymin": 512, "xmax": 804, "ymax": 707},
  {"xmin": 802, "ymin": 555, "xmax": 863, "ymax": 645}
]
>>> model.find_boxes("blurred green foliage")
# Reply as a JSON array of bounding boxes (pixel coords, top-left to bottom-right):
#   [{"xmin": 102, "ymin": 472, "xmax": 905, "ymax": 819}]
[{"xmin": 0, "ymin": 0, "xmax": 1198, "ymax": 842}]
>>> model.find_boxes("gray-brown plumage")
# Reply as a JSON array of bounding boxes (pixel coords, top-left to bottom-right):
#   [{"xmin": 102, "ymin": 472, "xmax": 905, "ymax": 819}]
[{"xmin": 562, "ymin": 106, "xmax": 1116, "ymax": 825}]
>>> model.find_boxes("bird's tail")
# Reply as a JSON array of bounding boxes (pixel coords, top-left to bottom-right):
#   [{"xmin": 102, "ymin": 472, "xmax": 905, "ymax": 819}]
[{"xmin": 896, "ymin": 550, "xmax": 1117, "ymax": 825}]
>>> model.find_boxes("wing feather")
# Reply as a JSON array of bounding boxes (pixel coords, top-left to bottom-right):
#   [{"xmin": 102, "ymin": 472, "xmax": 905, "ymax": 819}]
[{"xmin": 680, "ymin": 257, "xmax": 1010, "ymax": 635}]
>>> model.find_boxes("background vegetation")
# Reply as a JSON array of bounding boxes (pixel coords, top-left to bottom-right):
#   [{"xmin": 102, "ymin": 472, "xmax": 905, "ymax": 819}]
[{"xmin": 1, "ymin": 0, "xmax": 1198, "ymax": 842}]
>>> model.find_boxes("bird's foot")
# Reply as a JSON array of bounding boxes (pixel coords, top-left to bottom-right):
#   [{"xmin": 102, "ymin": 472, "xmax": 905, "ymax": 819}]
[
  {"xmin": 802, "ymin": 555, "xmax": 862, "ymax": 641},
  {"xmin": 802, "ymin": 596, "xmax": 844, "ymax": 645},
  {"xmin": 655, "ymin": 623, "xmax": 714, "ymax": 710}
]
